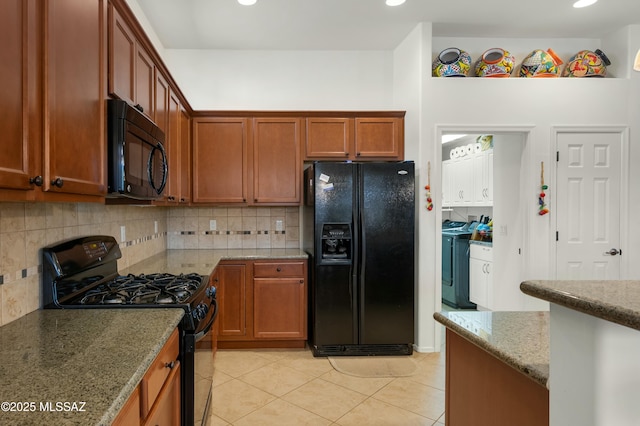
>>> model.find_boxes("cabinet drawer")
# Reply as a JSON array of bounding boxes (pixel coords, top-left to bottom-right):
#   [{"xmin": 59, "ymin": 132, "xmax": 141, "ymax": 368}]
[
  {"xmin": 141, "ymin": 328, "xmax": 179, "ymax": 417},
  {"xmin": 253, "ymin": 261, "xmax": 305, "ymax": 278},
  {"xmin": 470, "ymin": 244, "xmax": 493, "ymax": 262}
]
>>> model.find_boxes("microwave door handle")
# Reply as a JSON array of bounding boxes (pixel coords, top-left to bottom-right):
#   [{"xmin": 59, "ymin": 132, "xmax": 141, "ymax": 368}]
[{"xmin": 148, "ymin": 143, "xmax": 168, "ymax": 194}]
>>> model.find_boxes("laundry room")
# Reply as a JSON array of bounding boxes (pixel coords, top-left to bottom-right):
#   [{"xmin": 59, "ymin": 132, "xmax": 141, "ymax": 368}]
[{"xmin": 441, "ymin": 132, "xmax": 527, "ymax": 311}]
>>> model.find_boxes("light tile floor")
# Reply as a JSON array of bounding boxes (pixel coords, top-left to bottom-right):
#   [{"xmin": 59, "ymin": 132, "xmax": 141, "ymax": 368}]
[{"xmin": 209, "ymin": 347, "xmax": 446, "ymax": 426}]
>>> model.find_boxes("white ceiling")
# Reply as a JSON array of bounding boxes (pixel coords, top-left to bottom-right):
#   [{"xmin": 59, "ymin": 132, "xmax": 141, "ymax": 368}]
[{"xmin": 134, "ymin": 0, "xmax": 640, "ymax": 51}]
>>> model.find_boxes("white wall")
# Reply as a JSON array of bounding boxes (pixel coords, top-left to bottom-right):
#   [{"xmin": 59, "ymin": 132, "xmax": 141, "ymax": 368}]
[
  {"xmin": 163, "ymin": 50, "xmax": 394, "ymax": 110},
  {"xmin": 393, "ymin": 23, "xmax": 431, "ymax": 351}
]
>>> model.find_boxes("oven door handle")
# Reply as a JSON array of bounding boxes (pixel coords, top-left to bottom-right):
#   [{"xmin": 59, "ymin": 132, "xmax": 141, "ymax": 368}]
[{"xmin": 194, "ymin": 298, "xmax": 218, "ymax": 342}]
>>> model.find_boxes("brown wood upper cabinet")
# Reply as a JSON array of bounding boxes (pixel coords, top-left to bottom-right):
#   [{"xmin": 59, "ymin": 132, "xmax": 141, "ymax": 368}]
[
  {"xmin": 154, "ymin": 89, "xmax": 188, "ymax": 205},
  {"xmin": 192, "ymin": 118, "xmax": 250, "ymax": 204},
  {"xmin": 108, "ymin": 3, "xmax": 154, "ymax": 118},
  {"xmin": 0, "ymin": 0, "xmax": 107, "ymax": 202},
  {"xmin": 305, "ymin": 115, "xmax": 404, "ymax": 161},
  {"xmin": 252, "ymin": 118, "xmax": 302, "ymax": 204},
  {"xmin": 192, "ymin": 117, "xmax": 302, "ymax": 206}
]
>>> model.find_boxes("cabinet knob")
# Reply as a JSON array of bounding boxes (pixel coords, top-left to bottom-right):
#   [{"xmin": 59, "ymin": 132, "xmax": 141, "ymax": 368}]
[
  {"xmin": 165, "ymin": 361, "xmax": 175, "ymax": 369},
  {"xmin": 345, "ymin": 152, "xmax": 349, "ymax": 157},
  {"xmin": 276, "ymin": 267, "xmax": 282, "ymax": 272},
  {"xmin": 29, "ymin": 176, "xmax": 43, "ymax": 186},
  {"xmin": 51, "ymin": 177, "xmax": 64, "ymax": 188},
  {"xmin": 356, "ymin": 152, "xmax": 361, "ymax": 157},
  {"xmin": 299, "ymin": 279, "xmax": 304, "ymax": 284}
]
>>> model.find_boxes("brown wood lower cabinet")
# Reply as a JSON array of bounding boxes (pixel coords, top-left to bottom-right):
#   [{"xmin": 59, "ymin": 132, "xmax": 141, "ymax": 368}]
[
  {"xmin": 214, "ymin": 259, "xmax": 308, "ymax": 349},
  {"xmin": 113, "ymin": 328, "xmax": 181, "ymax": 426},
  {"xmin": 445, "ymin": 329, "xmax": 549, "ymax": 426}
]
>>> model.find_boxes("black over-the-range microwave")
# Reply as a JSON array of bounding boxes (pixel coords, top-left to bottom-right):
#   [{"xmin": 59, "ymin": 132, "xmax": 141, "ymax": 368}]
[{"xmin": 107, "ymin": 99, "xmax": 168, "ymax": 200}]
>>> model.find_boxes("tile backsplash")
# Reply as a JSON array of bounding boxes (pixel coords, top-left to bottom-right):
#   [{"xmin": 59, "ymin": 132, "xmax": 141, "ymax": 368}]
[
  {"xmin": 167, "ymin": 206, "xmax": 301, "ymax": 250},
  {"xmin": 0, "ymin": 202, "xmax": 300, "ymax": 327}
]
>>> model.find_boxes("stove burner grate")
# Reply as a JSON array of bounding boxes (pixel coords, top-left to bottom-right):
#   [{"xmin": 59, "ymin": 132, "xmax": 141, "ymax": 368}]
[{"xmin": 77, "ymin": 273, "xmax": 203, "ymax": 305}]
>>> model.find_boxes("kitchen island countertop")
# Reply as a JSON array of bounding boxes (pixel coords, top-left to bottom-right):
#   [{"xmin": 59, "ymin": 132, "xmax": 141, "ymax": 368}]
[
  {"xmin": 120, "ymin": 248, "xmax": 309, "ymax": 276},
  {"xmin": 0, "ymin": 308, "xmax": 183, "ymax": 425},
  {"xmin": 434, "ymin": 310, "xmax": 549, "ymax": 387},
  {"xmin": 520, "ymin": 280, "xmax": 640, "ymax": 331}
]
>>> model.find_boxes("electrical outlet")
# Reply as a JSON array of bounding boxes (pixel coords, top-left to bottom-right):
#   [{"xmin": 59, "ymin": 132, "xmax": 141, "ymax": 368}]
[
  {"xmin": 154, "ymin": 221, "xmax": 158, "ymax": 234},
  {"xmin": 209, "ymin": 220, "xmax": 217, "ymax": 231},
  {"xmin": 120, "ymin": 225, "xmax": 126, "ymax": 243},
  {"xmin": 275, "ymin": 220, "xmax": 283, "ymax": 232}
]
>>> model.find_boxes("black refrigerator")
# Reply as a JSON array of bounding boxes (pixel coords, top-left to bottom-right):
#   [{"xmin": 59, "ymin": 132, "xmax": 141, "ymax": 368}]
[{"xmin": 302, "ymin": 161, "xmax": 415, "ymax": 357}]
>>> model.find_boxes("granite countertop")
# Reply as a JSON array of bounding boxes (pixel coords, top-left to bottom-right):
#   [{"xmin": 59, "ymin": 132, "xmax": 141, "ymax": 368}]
[
  {"xmin": 120, "ymin": 248, "xmax": 309, "ymax": 276},
  {"xmin": 434, "ymin": 310, "xmax": 549, "ymax": 387},
  {"xmin": 0, "ymin": 309, "xmax": 183, "ymax": 426},
  {"xmin": 521, "ymin": 280, "xmax": 640, "ymax": 331}
]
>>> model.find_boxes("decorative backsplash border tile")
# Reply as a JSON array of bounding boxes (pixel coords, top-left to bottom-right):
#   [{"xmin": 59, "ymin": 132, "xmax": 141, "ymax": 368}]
[
  {"xmin": 0, "ymin": 265, "xmax": 41, "ymax": 286},
  {"xmin": 120, "ymin": 231, "xmax": 167, "ymax": 247},
  {"xmin": 182, "ymin": 230, "xmax": 286, "ymax": 236}
]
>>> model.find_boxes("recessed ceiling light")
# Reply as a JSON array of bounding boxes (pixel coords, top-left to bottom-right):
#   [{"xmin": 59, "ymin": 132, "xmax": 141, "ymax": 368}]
[
  {"xmin": 573, "ymin": 0, "xmax": 597, "ymax": 8},
  {"xmin": 386, "ymin": 0, "xmax": 406, "ymax": 6},
  {"xmin": 238, "ymin": 0, "xmax": 257, "ymax": 5}
]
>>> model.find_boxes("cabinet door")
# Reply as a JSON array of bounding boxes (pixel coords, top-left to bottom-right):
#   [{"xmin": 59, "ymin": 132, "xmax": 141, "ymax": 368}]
[
  {"xmin": 454, "ymin": 156, "xmax": 473, "ymax": 205},
  {"xmin": 0, "ymin": 0, "xmax": 39, "ymax": 193},
  {"xmin": 135, "ymin": 45, "xmax": 154, "ymax": 118},
  {"xmin": 305, "ymin": 117, "xmax": 353, "ymax": 159},
  {"xmin": 215, "ymin": 264, "xmax": 248, "ymax": 338},
  {"xmin": 162, "ymin": 91, "xmax": 181, "ymax": 204},
  {"xmin": 472, "ymin": 154, "xmax": 486, "ymax": 204},
  {"xmin": 486, "ymin": 150, "xmax": 494, "ymax": 204},
  {"xmin": 254, "ymin": 277, "xmax": 306, "ymax": 339},
  {"xmin": 469, "ymin": 257, "xmax": 488, "ymax": 307},
  {"xmin": 179, "ymin": 106, "xmax": 191, "ymax": 204},
  {"xmin": 108, "ymin": 3, "xmax": 154, "ymax": 119},
  {"xmin": 144, "ymin": 361, "xmax": 181, "ymax": 426},
  {"xmin": 252, "ymin": 118, "xmax": 302, "ymax": 205},
  {"xmin": 44, "ymin": 0, "xmax": 106, "ymax": 196},
  {"xmin": 473, "ymin": 150, "xmax": 493, "ymax": 206},
  {"xmin": 192, "ymin": 118, "xmax": 249, "ymax": 204},
  {"xmin": 112, "ymin": 386, "xmax": 141, "ymax": 426},
  {"xmin": 354, "ymin": 117, "xmax": 403, "ymax": 160},
  {"xmin": 442, "ymin": 160, "xmax": 453, "ymax": 207},
  {"xmin": 108, "ymin": 4, "xmax": 135, "ymax": 103},
  {"xmin": 154, "ymin": 71, "xmax": 169, "ymax": 134}
]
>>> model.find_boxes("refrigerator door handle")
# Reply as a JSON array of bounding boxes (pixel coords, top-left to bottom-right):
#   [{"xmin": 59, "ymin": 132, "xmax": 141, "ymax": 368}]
[{"xmin": 359, "ymin": 204, "xmax": 366, "ymax": 289}]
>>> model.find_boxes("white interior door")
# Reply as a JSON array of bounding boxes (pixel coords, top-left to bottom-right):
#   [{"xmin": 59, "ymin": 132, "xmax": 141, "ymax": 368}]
[{"xmin": 556, "ymin": 131, "xmax": 622, "ymax": 280}]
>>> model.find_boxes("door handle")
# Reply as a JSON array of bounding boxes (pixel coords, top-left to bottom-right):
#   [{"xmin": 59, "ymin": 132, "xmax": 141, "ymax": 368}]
[{"xmin": 603, "ymin": 248, "xmax": 621, "ymax": 256}]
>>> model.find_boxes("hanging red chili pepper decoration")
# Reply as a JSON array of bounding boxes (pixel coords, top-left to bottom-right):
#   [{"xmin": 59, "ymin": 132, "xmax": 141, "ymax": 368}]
[
  {"xmin": 426, "ymin": 161, "xmax": 433, "ymax": 211},
  {"xmin": 539, "ymin": 161, "xmax": 549, "ymax": 215}
]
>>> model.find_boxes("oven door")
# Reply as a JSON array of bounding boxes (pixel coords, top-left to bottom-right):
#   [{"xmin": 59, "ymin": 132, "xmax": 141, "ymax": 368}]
[{"xmin": 183, "ymin": 299, "xmax": 217, "ymax": 426}]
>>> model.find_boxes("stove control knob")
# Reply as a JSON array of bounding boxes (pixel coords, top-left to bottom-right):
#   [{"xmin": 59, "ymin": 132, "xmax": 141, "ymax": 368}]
[
  {"xmin": 206, "ymin": 286, "xmax": 217, "ymax": 299},
  {"xmin": 192, "ymin": 303, "xmax": 209, "ymax": 320}
]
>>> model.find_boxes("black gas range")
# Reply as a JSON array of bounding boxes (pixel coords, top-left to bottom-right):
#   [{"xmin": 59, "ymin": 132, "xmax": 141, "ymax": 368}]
[{"xmin": 42, "ymin": 235, "xmax": 216, "ymax": 426}]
